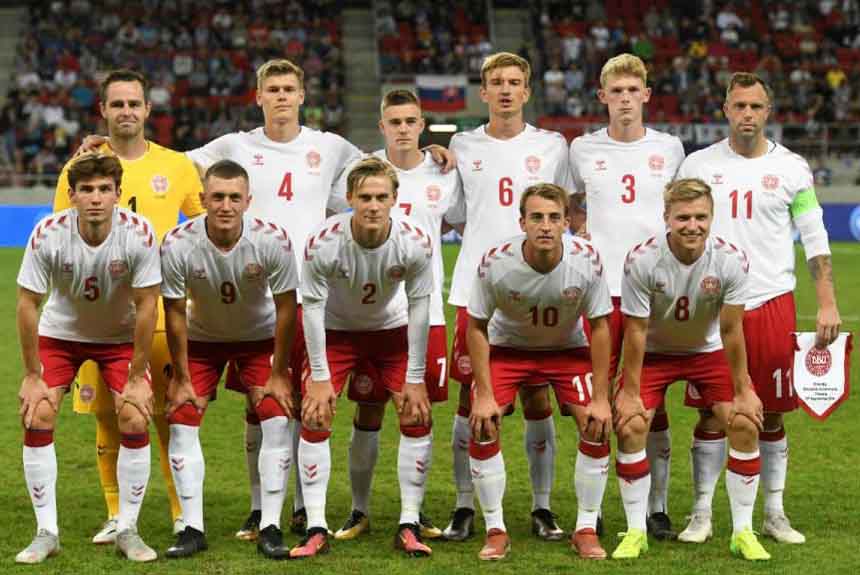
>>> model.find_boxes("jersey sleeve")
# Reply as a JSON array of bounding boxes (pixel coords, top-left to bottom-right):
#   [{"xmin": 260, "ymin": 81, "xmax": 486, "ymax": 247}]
[
  {"xmin": 185, "ymin": 133, "xmax": 234, "ymax": 170},
  {"xmin": 620, "ymin": 253, "xmax": 652, "ymax": 318},
  {"xmin": 553, "ymin": 138, "xmax": 574, "ymax": 192},
  {"xmin": 466, "ymin": 265, "xmax": 495, "ymax": 321},
  {"xmin": 131, "ymin": 223, "xmax": 162, "ymax": 289},
  {"xmin": 568, "ymin": 141, "xmax": 586, "ymax": 194},
  {"xmin": 583, "ymin": 255, "xmax": 613, "ymax": 319},
  {"xmin": 16, "ymin": 229, "xmax": 51, "ymax": 294},
  {"xmin": 404, "ymin": 239, "xmax": 434, "ymax": 300},
  {"xmin": 675, "ymin": 153, "xmax": 699, "ymax": 181},
  {"xmin": 721, "ymin": 247, "xmax": 749, "ymax": 307},
  {"xmin": 300, "ymin": 239, "xmax": 331, "ymax": 303},
  {"xmin": 264, "ymin": 226, "xmax": 300, "ymax": 295},
  {"xmin": 178, "ymin": 158, "xmax": 205, "ymax": 218},
  {"xmin": 53, "ymin": 163, "xmax": 72, "ymax": 212},
  {"xmin": 669, "ymin": 137, "xmax": 686, "ymax": 179},
  {"xmin": 159, "ymin": 240, "xmax": 186, "ymax": 299},
  {"xmin": 443, "ymin": 171, "xmax": 466, "ymax": 225},
  {"xmin": 327, "ymin": 137, "xmax": 364, "ymax": 214}
]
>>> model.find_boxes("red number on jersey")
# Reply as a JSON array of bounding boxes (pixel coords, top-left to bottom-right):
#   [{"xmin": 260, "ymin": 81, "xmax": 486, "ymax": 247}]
[
  {"xmin": 399, "ymin": 202, "xmax": 412, "ymax": 215},
  {"xmin": 674, "ymin": 296, "xmax": 690, "ymax": 321},
  {"xmin": 278, "ymin": 172, "xmax": 293, "ymax": 202},
  {"xmin": 529, "ymin": 306, "xmax": 559, "ymax": 327},
  {"xmin": 361, "ymin": 283, "xmax": 377, "ymax": 304},
  {"xmin": 83, "ymin": 276, "xmax": 100, "ymax": 301},
  {"xmin": 499, "ymin": 177, "xmax": 513, "ymax": 206},
  {"xmin": 621, "ymin": 174, "xmax": 636, "ymax": 204},
  {"xmin": 220, "ymin": 281, "xmax": 237, "ymax": 304},
  {"xmin": 730, "ymin": 189, "xmax": 752, "ymax": 219}
]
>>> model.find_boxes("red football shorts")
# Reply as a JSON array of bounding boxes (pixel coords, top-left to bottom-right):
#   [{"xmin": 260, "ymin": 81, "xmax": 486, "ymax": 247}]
[
  {"xmin": 305, "ymin": 326, "xmax": 408, "ymax": 400},
  {"xmin": 583, "ymin": 296, "xmax": 623, "ymax": 378},
  {"xmin": 39, "ymin": 336, "xmax": 143, "ymax": 393},
  {"xmin": 188, "ymin": 339, "xmax": 274, "ymax": 396},
  {"xmin": 225, "ymin": 305, "xmax": 306, "ymax": 395},
  {"xmin": 623, "ymin": 349, "xmax": 734, "ymax": 410},
  {"xmin": 350, "ymin": 324, "xmax": 448, "ymax": 403},
  {"xmin": 450, "ymin": 306, "xmax": 472, "ymax": 385},
  {"xmin": 685, "ymin": 292, "xmax": 796, "ymax": 412},
  {"xmin": 480, "ymin": 345, "xmax": 594, "ymax": 409}
]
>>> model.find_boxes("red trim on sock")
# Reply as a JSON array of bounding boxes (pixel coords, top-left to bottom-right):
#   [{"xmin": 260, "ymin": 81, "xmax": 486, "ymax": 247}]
[
  {"xmin": 245, "ymin": 411, "xmax": 261, "ymax": 425},
  {"xmin": 168, "ymin": 403, "xmax": 203, "ymax": 426},
  {"xmin": 456, "ymin": 405, "xmax": 470, "ymax": 418},
  {"xmin": 400, "ymin": 424, "xmax": 432, "ymax": 438},
  {"xmin": 728, "ymin": 455, "xmax": 761, "ymax": 477},
  {"xmin": 693, "ymin": 428, "xmax": 726, "ymax": 441},
  {"xmin": 255, "ymin": 396, "xmax": 286, "ymax": 420},
  {"xmin": 759, "ymin": 428, "xmax": 786, "ymax": 442},
  {"xmin": 524, "ymin": 407, "xmax": 553, "ymax": 421},
  {"xmin": 120, "ymin": 432, "xmax": 150, "ymax": 449},
  {"xmin": 578, "ymin": 440, "xmax": 610, "ymax": 458},
  {"xmin": 301, "ymin": 427, "xmax": 331, "ymax": 443},
  {"xmin": 616, "ymin": 457, "xmax": 650, "ymax": 480},
  {"xmin": 24, "ymin": 428, "xmax": 54, "ymax": 447},
  {"xmin": 650, "ymin": 411, "xmax": 669, "ymax": 432},
  {"xmin": 469, "ymin": 439, "xmax": 500, "ymax": 460}
]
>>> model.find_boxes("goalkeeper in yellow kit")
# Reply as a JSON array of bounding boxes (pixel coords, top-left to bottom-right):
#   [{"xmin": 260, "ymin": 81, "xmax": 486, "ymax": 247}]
[{"xmin": 54, "ymin": 69, "xmax": 204, "ymax": 543}]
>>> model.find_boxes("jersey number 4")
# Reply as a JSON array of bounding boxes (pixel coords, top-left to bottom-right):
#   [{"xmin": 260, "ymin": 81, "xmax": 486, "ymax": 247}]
[{"xmin": 278, "ymin": 172, "xmax": 294, "ymax": 202}]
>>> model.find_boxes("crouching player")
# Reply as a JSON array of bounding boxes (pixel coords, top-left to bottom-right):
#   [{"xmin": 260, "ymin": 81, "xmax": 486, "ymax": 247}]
[
  {"xmin": 293, "ymin": 157, "xmax": 436, "ymax": 558},
  {"xmin": 468, "ymin": 183, "xmax": 614, "ymax": 561},
  {"xmin": 159, "ymin": 160, "xmax": 299, "ymax": 559},
  {"xmin": 16, "ymin": 153, "xmax": 161, "ymax": 563},
  {"xmin": 612, "ymin": 178, "xmax": 769, "ymax": 560}
]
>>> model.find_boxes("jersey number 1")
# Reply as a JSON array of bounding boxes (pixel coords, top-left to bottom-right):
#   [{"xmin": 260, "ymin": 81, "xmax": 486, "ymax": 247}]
[
  {"xmin": 730, "ymin": 189, "xmax": 752, "ymax": 219},
  {"xmin": 278, "ymin": 172, "xmax": 293, "ymax": 202}
]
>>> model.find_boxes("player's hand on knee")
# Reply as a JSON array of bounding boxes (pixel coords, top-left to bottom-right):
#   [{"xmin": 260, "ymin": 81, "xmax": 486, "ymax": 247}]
[
  {"xmin": 121, "ymin": 372, "xmax": 155, "ymax": 423},
  {"xmin": 469, "ymin": 392, "xmax": 501, "ymax": 441},
  {"xmin": 584, "ymin": 397, "xmax": 612, "ymax": 443},
  {"xmin": 166, "ymin": 373, "xmax": 203, "ymax": 416},
  {"xmin": 302, "ymin": 379, "xmax": 335, "ymax": 429},
  {"xmin": 400, "ymin": 382, "xmax": 431, "ymax": 426},
  {"xmin": 729, "ymin": 381, "xmax": 764, "ymax": 432},
  {"xmin": 612, "ymin": 389, "xmax": 646, "ymax": 434},
  {"xmin": 72, "ymin": 134, "xmax": 109, "ymax": 158},
  {"xmin": 18, "ymin": 374, "xmax": 58, "ymax": 429},
  {"xmin": 257, "ymin": 371, "xmax": 297, "ymax": 419}
]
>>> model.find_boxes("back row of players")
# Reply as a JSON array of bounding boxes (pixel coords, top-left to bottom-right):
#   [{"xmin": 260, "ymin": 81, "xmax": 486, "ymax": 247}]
[{"xmin": 15, "ymin": 52, "xmax": 840, "ymax": 564}]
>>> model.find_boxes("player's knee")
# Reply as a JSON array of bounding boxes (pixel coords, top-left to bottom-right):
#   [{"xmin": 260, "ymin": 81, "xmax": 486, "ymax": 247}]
[
  {"xmin": 650, "ymin": 408, "xmax": 670, "ymax": 432},
  {"xmin": 168, "ymin": 402, "xmax": 204, "ymax": 426},
  {"xmin": 28, "ymin": 399, "xmax": 59, "ymax": 430},
  {"xmin": 616, "ymin": 413, "xmax": 648, "ymax": 444},
  {"xmin": 728, "ymin": 411, "xmax": 758, "ymax": 442},
  {"xmin": 763, "ymin": 412, "xmax": 783, "ymax": 431},
  {"xmin": 355, "ymin": 402, "xmax": 385, "ymax": 429},
  {"xmin": 400, "ymin": 422, "xmax": 432, "ymax": 438},
  {"xmin": 300, "ymin": 425, "xmax": 331, "ymax": 443},
  {"xmin": 696, "ymin": 408, "xmax": 722, "ymax": 433},
  {"xmin": 255, "ymin": 396, "xmax": 286, "ymax": 421},
  {"xmin": 117, "ymin": 403, "xmax": 148, "ymax": 434}
]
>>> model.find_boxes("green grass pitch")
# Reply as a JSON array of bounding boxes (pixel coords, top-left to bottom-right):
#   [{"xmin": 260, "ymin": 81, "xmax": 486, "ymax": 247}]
[{"xmin": 0, "ymin": 243, "xmax": 857, "ymax": 574}]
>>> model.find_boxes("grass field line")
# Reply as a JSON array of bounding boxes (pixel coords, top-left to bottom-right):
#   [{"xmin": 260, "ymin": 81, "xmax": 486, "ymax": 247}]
[{"xmin": 798, "ymin": 314, "xmax": 859, "ymax": 322}]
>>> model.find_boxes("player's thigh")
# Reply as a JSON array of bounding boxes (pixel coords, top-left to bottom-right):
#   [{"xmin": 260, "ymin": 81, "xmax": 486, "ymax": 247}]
[
  {"xmin": 450, "ymin": 306, "xmax": 473, "ymax": 385},
  {"xmin": 744, "ymin": 294, "xmax": 797, "ymax": 412},
  {"xmin": 425, "ymin": 325, "xmax": 449, "ymax": 403},
  {"xmin": 72, "ymin": 360, "xmax": 113, "ymax": 415},
  {"xmin": 148, "ymin": 332, "xmax": 172, "ymax": 414}
]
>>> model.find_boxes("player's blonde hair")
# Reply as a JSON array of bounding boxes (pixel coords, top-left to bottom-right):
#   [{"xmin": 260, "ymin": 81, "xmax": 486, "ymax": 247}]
[
  {"xmin": 346, "ymin": 156, "xmax": 400, "ymax": 198},
  {"xmin": 481, "ymin": 52, "xmax": 531, "ymax": 88},
  {"xmin": 725, "ymin": 71, "xmax": 773, "ymax": 103},
  {"xmin": 256, "ymin": 59, "xmax": 305, "ymax": 90},
  {"xmin": 663, "ymin": 178, "xmax": 714, "ymax": 212},
  {"xmin": 520, "ymin": 183, "xmax": 570, "ymax": 217},
  {"xmin": 600, "ymin": 53, "xmax": 647, "ymax": 88},
  {"xmin": 380, "ymin": 89, "xmax": 421, "ymax": 117},
  {"xmin": 68, "ymin": 152, "xmax": 123, "ymax": 190}
]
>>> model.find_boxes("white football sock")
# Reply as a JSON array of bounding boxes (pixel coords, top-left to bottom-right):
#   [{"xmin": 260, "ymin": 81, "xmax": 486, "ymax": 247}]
[
  {"xmin": 451, "ymin": 415, "xmax": 474, "ymax": 510},
  {"xmin": 574, "ymin": 441, "xmax": 609, "ymax": 532},
  {"xmin": 168, "ymin": 424, "xmax": 205, "ymax": 532},
  {"xmin": 647, "ymin": 428, "xmax": 671, "ymax": 515},
  {"xmin": 259, "ymin": 416, "xmax": 290, "ymax": 530},
  {"xmin": 471, "ymin": 449, "xmax": 506, "ymax": 532},
  {"xmin": 690, "ymin": 433, "xmax": 726, "ymax": 515},
  {"xmin": 244, "ymin": 418, "xmax": 262, "ymax": 512},
  {"xmin": 616, "ymin": 449, "xmax": 649, "ymax": 532},
  {"xmin": 349, "ymin": 426, "xmax": 379, "ymax": 514},
  {"xmin": 24, "ymin": 444, "xmax": 58, "ymax": 535},
  {"xmin": 726, "ymin": 449, "xmax": 760, "ymax": 534},
  {"xmin": 117, "ymin": 444, "xmax": 151, "ymax": 532},
  {"xmin": 289, "ymin": 418, "xmax": 304, "ymax": 512},
  {"xmin": 398, "ymin": 432, "xmax": 432, "ymax": 525},
  {"xmin": 760, "ymin": 434, "xmax": 788, "ymax": 516},
  {"xmin": 524, "ymin": 414, "xmax": 555, "ymax": 511},
  {"xmin": 298, "ymin": 437, "xmax": 331, "ymax": 531}
]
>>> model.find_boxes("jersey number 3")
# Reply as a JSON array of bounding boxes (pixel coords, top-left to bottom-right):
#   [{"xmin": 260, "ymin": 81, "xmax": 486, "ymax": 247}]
[{"xmin": 621, "ymin": 174, "xmax": 636, "ymax": 204}]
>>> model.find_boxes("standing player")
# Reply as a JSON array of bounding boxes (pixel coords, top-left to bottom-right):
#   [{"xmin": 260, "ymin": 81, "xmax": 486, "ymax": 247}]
[
  {"xmin": 468, "ymin": 184, "xmax": 614, "ymax": 560},
  {"xmin": 16, "ymin": 154, "xmax": 161, "ymax": 563},
  {"xmin": 445, "ymin": 51, "xmax": 573, "ymax": 541},
  {"xmin": 332, "ymin": 89, "xmax": 460, "ymax": 542},
  {"xmin": 53, "ymin": 69, "xmax": 203, "ymax": 543},
  {"xmin": 675, "ymin": 73, "xmax": 841, "ymax": 544},
  {"xmin": 185, "ymin": 59, "xmax": 363, "ymax": 539},
  {"xmin": 613, "ymin": 178, "xmax": 769, "ymax": 561},
  {"xmin": 160, "ymin": 160, "xmax": 299, "ymax": 559},
  {"xmin": 291, "ymin": 157, "xmax": 435, "ymax": 559},
  {"xmin": 568, "ymin": 53, "xmax": 685, "ymax": 538}
]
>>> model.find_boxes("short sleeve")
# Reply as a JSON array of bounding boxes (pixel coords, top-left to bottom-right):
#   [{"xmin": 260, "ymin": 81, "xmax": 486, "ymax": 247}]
[
  {"xmin": 185, "ymin": 133, "xmax": 234, "ymax": 170},
  {"xmin": 404, "ymin": 241, "xmax": 434, "ymax": 300},
  {"xmin": 264, "ymin": 227, "xmax": 300, "ymax": 295},
  {"xmin": 443, "ymin": 172, "xmax": 465, "ymax": 224},
  {"xmin": 16, "ymin": 231, "xmax": 50, "ymax": 294},
  {"xmin": 179, "ymin": 159, "xmax": 205, "ymax": 218},
  {"xmin": 553, "ymin": 139, "xmax": 574, "ymax": 192},
  {"xmin": 466, "ymin": 265, "xmax": 495, "ymax": 320},
  {"xmin": 721, "ymin": 249, "xmax": 749, "ymax": 307},
  {"xmin": 583, "ymin": 261, "xmax": 613, "ymax": 319},
  {"xmin": 568, "ymin": 141, "xmax": 586, "ymax": 194},
  {"xmin": 53, "ymin": 164, "xmax": 72, "ymax": 212},
  {"xmin": 327, "ymin": 136, "xmax": 364, "ymax": 214},
  {"xmin": 620, "ymin": 255, "xmax": 652, "ymax": 318},
  {"xmin": 132, "ymin": 229, "xmax": 162, "ymax": 289},
  {"xmin": 300, "ymin": 239, "xmax": 330, "ymax": 302}
]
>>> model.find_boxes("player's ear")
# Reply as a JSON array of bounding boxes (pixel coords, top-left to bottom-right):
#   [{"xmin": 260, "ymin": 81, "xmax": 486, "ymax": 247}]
[
  {"xmin": 519, "ymin": 214, "xmax": 526, "ymax": 232},
  {"xmin": 597, "ymin": 88, "xmax": 607, "ymax": 104},
  {"xmin": 523, "ymin": 84, "xmax": 531, "ymax": 104},
  {"xmin": 642, "ymin": 86, "xmax": 652, "ymax": 104},
  {"xmin": 199, "ymin": 192, "xmax": 206, "ymax": 207},
  {"xmin": 378, "ymin": 119, "xmax": 385, "ymax": 135}
]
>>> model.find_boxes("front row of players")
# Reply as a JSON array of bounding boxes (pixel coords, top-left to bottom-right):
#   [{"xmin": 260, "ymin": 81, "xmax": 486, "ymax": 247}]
[{"xmin": 16, "ymin": 152, "xmax": 772, "ymax": 563}]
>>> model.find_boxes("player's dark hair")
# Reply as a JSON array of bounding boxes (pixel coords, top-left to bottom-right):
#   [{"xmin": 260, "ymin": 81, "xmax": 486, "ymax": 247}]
[
  {"xmin": 380, "ymin": 89, "xmax": 421, "ymax": 115},
  {"xmin": 204, "ymin": 159, "xmax": 250, "ymax": 186},
  {"xmin": 725, "ymin": 72, "xmax": 774, "ymax": 103},
  {"xmin": 346, "ymin": 156, "xmax": 399, "ymax": 197},
  {"xmin": 68, "ymin": 152, "xmax": 123, "ymax": 190},
  {"xmin": 520, "ymin": 183, "xmax": 569, "ymax": 217},
  {"xmin": 99, "ymin": 69, "xmax": 149, "ymax": 103}
]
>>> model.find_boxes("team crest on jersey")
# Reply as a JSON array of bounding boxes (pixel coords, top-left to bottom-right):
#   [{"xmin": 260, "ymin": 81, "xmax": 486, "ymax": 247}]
[
  {"xmin": 711, "ymin": 174, "xmax": 724, "ymax": 185},
  {"xmin": 649, "ymin": 155, "xmax": 665, "ymax": 171},
  {"xmin": 252, "ymin": 154, "xmax": 264, "ymax": 166},
  {"xmin": 109, "ymin": 259, "xmax": 128, "ymax": 279},
  {"xmin": 388, "ymin": 265, "xmax": 406, "ymax": 281},
  {"xmin": 193, "ymin": 268, "xmax": 207, "ymax": 280},
  {"xmin": 472, "ymin": 160, "xmax": 483, "ymax": 171},
  {"xmin": 352, "ymin": 373, "xmax": 374, "ymax": 396},
  {"xmin": 425, "ymin": 184, "xmax": 441, "ymax": 203},
  {"xmin": 700, "ymin": 276, "xmax": 721, "ymax": 296},
  {"xmin": 307, "ymin": 150, "xmax": 321, "ymax": 169},
  {"xmin": 62, "ymin": 261, "xmax": 73, "ymax": 276},
  {"xmin": 562, "ymin": 286, "xmax": 583, "ymax": 305},
  {"xmin": 525, "ymin": 155, "xmax": 541, "ymax": 174},
  {"xmin": 595, "ymin": 159, "xmax": 607, "ymax": 172},
  {"xmin": 244, "ymin": 263, "xmax": 264, "ymax": 282},
  {"xmin": 805, "ymin": 347, "xmax": 832, "ymax": 376},
  {"xmin": 762, "ymin": 174, "xmax": 780, "ymax": 190},
  {"xmin": 151, "ymin": 175, "xmax": 169, "ymax": 196}
]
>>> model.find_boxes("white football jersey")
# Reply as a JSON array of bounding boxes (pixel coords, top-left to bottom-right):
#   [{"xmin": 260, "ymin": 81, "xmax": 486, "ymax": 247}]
[
  {"xmin": 17, "ymin": 207, "xmax": 161, "ymax": 343},
  {"xmin": 621, "ymin": 233, "xmax": 749, "ymax": 354},
  {"xmin": 160, "ymin": 214, "xmax": 299, "ymax": 342},
  {"xmin": 186, "ymin": 126, "xmax": 362, "ymax": 302},
  {"xmin": 469, "ymin": 234, "xmax": 613, "ymax": 350},
  {"xmin": 447, "ymin": 124, "xmax": 573, "ymax": 307},
  {"xmin": 570, "ymin": 128, "xmax": 685, "ymax": 296},
  {"xmin": 302, "ymin": 212, "xmax": 434, "ymax": 331},
  {"xmin": 677, "ymin": 139, "xmax": 820, "ymax": 309},
  {"xmin": 370, "ymin": 150, "xmax": 461, "ymax": 325}
]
